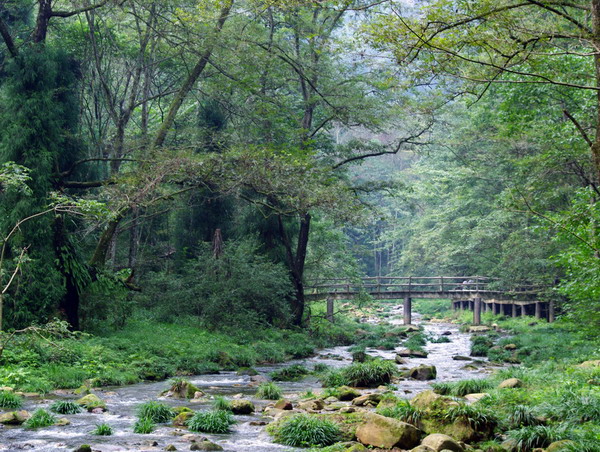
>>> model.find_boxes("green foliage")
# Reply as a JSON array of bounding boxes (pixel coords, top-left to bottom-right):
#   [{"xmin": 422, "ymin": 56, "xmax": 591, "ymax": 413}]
[
  {"xmin": 507, "ymin": 405, "xmax": 538, "ymax": 429},
  {"xmin": 133, "ymin": 417, "xmax": 155, "ymax": 434},
  {"xmin": 432, "ymin": 379, "xmax": 492, "ymax": 397},
  {"xmin": 212, "ymin": 396, "xmax": 232, "ymax": 412},
  {"xmin": 24, "ymin": 409, "xmax": 56, "ymax": 429},
  {"xmin": 0, "ymin": 390, "xmax": 22, "ymax": 408},
  {"xmin": 506, "ymin": 425, "xmax": 566, "ymax": 451},
  {"xmin": 136, "ymin": 401, "xmax": 173, "ymax": 423},
  {"xmin": 270, "ymin": 413, "xmax": 340, "ymax": 447},
  {"xmin": 187, "ymin": 410, "xmax": 235, "ymax": 433},
  {"xmin": 92, "ymin": 423, "xmax": 113, "ymax": 435},
  {"xmin": 320, "ymin": 359, "xmax": 397, "ymax": 388},
  {"xmin": 50, "ymin": 400, "xmax": 82, "ymax": 415},
  {"xmin": 377, "ymin": 400, "xmax": 423, "ymax": 425},
  {"xmin": 270, "ymin": 364, "xmax": 309, "ymax": 381},
  {"xmin": 444, "ymin": 404, "xmax": 498, "ymax": 430},
  {"xmin": 403, "ymin": 333, "xmax": 427, "ymax": 352},
  {"xmin": 255, "ymin": 382, "xmax": 283, "ymax": 400}
]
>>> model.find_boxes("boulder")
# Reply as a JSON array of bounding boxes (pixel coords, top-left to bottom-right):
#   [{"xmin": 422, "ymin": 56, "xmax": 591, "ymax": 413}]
[
  {"xmin": 165, "ymin": 445, "xmax": 177, "ymax": 451},
  {"xmin": 410, "ymin": 391, "xmax": 457, "ymax": 411},
  {"xmin": 420, "ymin": 417, "xmax": 491, "ymax": 443},
  {"xmin": 338, "ymin": 386, "xmax": 361, "ymax": 401},
  {"xmin": 230, "ymin": 399, "xmax": 255, "ymax": 415},
  {"xmin": 297, "ymin": 399, "xmax": 325, "ymax": 411},
  {"xmin": 397, "ymin": 348, "xmax": 428, "ymax": 358},
  {"xmin": 249, "ymin": 375, "xmax": 268, "ymax": 386},
  {"xmin": 395, "ymin": 355, "xmax": 408, "ymax": 364},
  {"xmin": 405, "ymin": 325, "xmax": 420, "ymax": 333},
  {"xmin": 0, "ymin": 386, "xmax": 14, "ymax": 392},
  {"xmin": 411, "ymin": 447, "xmax": 435, "ymax": 452},
  {"xmin": 355, "ymin": 412, "xmax": 420, "ymax": 449},
  {"xmin": 274, "ymin": 399, "xmax": 293, "ymax": 410},
  {"xmin": 76, "ymin": 393, "xmax": 106, "ymax": 411},
  {"xmin": 352, "ymin": 393, "xmax": 382, "ymax": 406},
  {"xmin": 0, "ymin": 410, "xmax": 30, "ymax": 425},
  {"xmin": 173, "ymin": 411, "xmax": 194, "ymax": 426},
  {"xmin": 56, "ymin": 418, "xmax": 70, "ymax": 426},
  {"xmin": 236, "ymin": 367, "xmax": 258, "ymax": 376},
  {"xmin": 342, "ymin": 443, "xmax": 368, "ymax": 452},
  {"xmin": 441, "ymin": 331, "xmax": 452, "ymax": 336},
  {"xmin": 498, "ymin": 378, "xmax": 523, "ymax": 389},
  {"xmin": 421, "ymin": 433, "xmax": 464, "ymax": 452},
  {"xmin": 578, "ymin": 360, "xmax": 600, "ymax": 368},
  {"xmin": 407, "ymin": 365, "xmax": 437, "ymax": 381},
  {"xmin": 464, "ymin": 393, "xmax": 489, "ymax": 403},
  {"xmin": 467, "ymin": 326, "xmax": 491, "ymax": 333},
  {"xmin": 452, "ymin": 356, "xmax": 472, "ymax": 361},
  {"xmin": 546, "ymin": 440, "xmax": 575, "ymax": 451},
  {"xmin": 340, "ymin": 406, "xmax": 356, "ymax": 414},
  {"xmin": 73, "ymin": 446, "xmax": 92, "ymax": 452},
  {"xmin": 162, "ymin": 380, "xmax": 203, "ymax": 399},
  {"xmin": 190, "ymin": 440, "xmax": 223, "ymax": 451},
  {"xmin": 504, "ymin": 344, "xmax": 517, "ymax": 350}
]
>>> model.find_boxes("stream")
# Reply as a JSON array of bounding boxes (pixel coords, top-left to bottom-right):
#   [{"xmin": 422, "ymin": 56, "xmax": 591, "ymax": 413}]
[{"xmin": 1, "ymin": 305, "xmax": 493, "ymax": 451}]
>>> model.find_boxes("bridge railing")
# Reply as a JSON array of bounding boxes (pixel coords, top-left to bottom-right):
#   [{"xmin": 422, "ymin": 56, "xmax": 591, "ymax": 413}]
[{"xmin": 305, "ymin": 276, "xmax": 544, "ymax": 297}]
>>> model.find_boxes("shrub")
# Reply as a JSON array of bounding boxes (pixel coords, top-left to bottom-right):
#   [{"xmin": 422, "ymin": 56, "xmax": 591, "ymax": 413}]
[
  {"xmin": 136, "ymin": 401, "xmax": 173, "ymax": 423},
  {"xmin": 444, "ymin": 404, "xmax": 498, "ymax": 430},
  {"xmin": 187, "ymin": 410, "xmax": 235, "ymax": 433},
  {"xmin": 0, "ymin": 390, "xmax": 22, "ymax": 409},
  {"xmin": 133, "ymin": 417, "xmax": 155, "ymax": 434},
  {"xmin": 270, "ymin": 413, "xmax": 340, "ymax": 447},
  {"xmin": 507, "ymin": 404, "xmax": 538, "ymax": 428},
  {"xmin": 506, "ymin": 425, "xmax": 565, "ymax": 451},
  {"xmin": 92, "ymin": 423, "xmax": 113, "ymax": 435},
  {"xmin": 24, "ymin": 409, "xmax": 56, "ymax": 429},
  {"xmin": 255, "ymin": 382, "xmax": 283, "ymax": 400},
  {"xmin": 270, "ymin": 364, "xmax": 309, "ymax": 381},
  {"xmin": 50, "ymin": 400, "xmax": 82, "ymax": 414},
  {"xmin": 377, "ymin": 400, "xmax": 423, "ymax": 425},
  {"xmin": 341, "ymin": 359, "xmax": 397, "ymax": 387},
  {"xmin": 212, "ymin": 396, "xmax": 232, "ymax": 412}
]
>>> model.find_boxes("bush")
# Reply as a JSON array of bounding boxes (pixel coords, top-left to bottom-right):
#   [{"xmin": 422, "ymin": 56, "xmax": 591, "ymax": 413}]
[
  {"xmin": 136, "ymin": 401, "xmax": 173, "ymax": 423},
  {"xmin": 270, "ymin": 413, "xmax": 340, "ymax": 447},
  {"xmin": 187, "ymin": 410, "xmax": 235, "ymax": 433},
  {"xmin": 270, "ymin": 364, "xmax": 309, "ymax": 381},
  {"xmin": 133, "ymin": 417, "xmax": 155, "ymax": 434},
  {"xmin": 506, "ymin": 425, "xmax": 565, "ymax": 451},
  {"xmin": 92, "ymin": 423, "xmax": 113, "ymax": 435},
  {"xmin": 24, "ymin": 409, "xmax": 56, "ymax": 429},
  {"xmin": 377, "ymin": 400, "xmax": 423, "ymax": 425},
  {"xmin": 0, "ymin": 390, "xmax": 22, "ymax": 409},
  {"xmin": 50, "ymin": 400, "xmax": 82, "ymax": 414},
  {"xmin": 444, "ymin": 404, "xmax": 498, "ymax": 430},
  {"xmin": 212, "ymin": 396, "xmax": 232, "ymax": 412},
  {"xmin": 255, "ymin": 382, "xmax": 283, "ymax": 400}
]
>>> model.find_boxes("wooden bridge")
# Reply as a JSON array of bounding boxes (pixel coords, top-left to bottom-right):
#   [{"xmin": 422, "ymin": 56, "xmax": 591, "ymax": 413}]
[{"xmin": 306, "ymin": 276, "xmax": 554, "ymax": 325}]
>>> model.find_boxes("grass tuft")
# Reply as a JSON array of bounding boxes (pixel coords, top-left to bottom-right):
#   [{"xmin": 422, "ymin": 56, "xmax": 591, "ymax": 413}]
[
  {"xmin": 50, "ymin": 400, "xmax": 82, "ymax": 415},
  {"xmin": 24, "ymin": 409, "xmax": 56, "ymax": 429},
  {"xmin": 0, "ymin": 390, "xmax": 23, "ymax": 409},
  {"xmin": 255, "ymin": 381, "xmax": 283, "ymax": 400},
  {"xmin": 92, "ymin": 423, "xmax": 113, "ymax": 435},
  {"xmin": 212, "ymin": 395, "xmax": 232, "ymax": 411},
  {"xmin": 133, "ymin": 417, "xmax": 155, "ymax": 434},
  {"xmin": 270, "ymin": 413, "xmax": 340, "ymax": 447},
  {"xmin": 187, "ymin": 409, "xmax": 235, "ymax": 433},
  {"xmin": 136, "ymin": 401, "xmax": 173, "ymax": 423}
]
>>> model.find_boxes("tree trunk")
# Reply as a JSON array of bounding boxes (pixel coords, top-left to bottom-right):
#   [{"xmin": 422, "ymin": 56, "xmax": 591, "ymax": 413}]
[
  {"xmin": 53, "ymin": 216, "xmax": 80, "ymax": 330},
  {"xmin": 591, "ymin": 0, "xmax": 600, "ymax": 183}
]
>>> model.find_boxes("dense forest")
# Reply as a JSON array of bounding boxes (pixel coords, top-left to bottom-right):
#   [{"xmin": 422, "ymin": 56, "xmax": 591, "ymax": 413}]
[{"xmin": 0, "ymin": 1, "xmax": 599, "ymax": 451}]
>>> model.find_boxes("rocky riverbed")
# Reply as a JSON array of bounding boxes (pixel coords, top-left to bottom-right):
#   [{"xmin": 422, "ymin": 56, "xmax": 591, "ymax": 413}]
[{"xmin": 0, "ymin": 305, "xmax": 500, "ymax": 451}]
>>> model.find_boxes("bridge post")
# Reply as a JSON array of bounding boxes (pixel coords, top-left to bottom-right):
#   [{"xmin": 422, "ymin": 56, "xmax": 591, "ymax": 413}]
[
  {"xmin": 521, "ymin": 304, "xmax": 527, "ymax": 317},
  {"xmin": 535, "ymin": 301, "xmax": 542, "ymax": 319},
  {"xmin": 403, "ymin": 297, "xmax": 412, "ymax": 325},
  {"xmin": 511, "ymin": 303, "xmax": 517, "ymax": 318},
  {"xmin": 326, "ymin": 297, "xmax": 334, "ymax": 323},
  {"xmin": 493, "ymin": 303, "xmax": 500, "ymax": 315},
  {"xmin": 473, "ymin": 297, "xmax": 482, "ymax": 325},
  {"xmin": 548, "ymin": 301, "xmax": 555, "ymax": 323}
]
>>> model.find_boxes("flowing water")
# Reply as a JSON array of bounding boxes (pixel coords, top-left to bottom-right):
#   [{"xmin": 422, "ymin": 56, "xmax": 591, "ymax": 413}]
[{"xmin": 1, "ymin": 305, "xmax": 492, "ymax": 451}]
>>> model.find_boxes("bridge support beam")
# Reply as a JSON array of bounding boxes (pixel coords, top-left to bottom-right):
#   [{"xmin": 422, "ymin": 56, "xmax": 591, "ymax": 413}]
[
  {"xmin": 512, "ymin": 303, "xmax": 517, "ymax": 318},
  {"xmin": 326, "ymin": 298, "xmax": 334, "ymax": 323},
  {"xmin": 548, "ymin": 301, "xmax": 555, "ymax": 323},
  {"xmin": 493, "ymin": 303, "xmax": 499, "ymax": 315},
  {"xmin": 473, "ymin": 297, "xmax": 482, "ymax": 325},
  {"xmin": 535, "ymin": 301, "xmax": 542, "ymax": 319},
  {"xmin": 403, "ymin": 297, "xmax": 412, "ymax": 325}
]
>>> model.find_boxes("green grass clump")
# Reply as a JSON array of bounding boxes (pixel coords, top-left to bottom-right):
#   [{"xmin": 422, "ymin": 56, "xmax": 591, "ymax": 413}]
[
  {"xmin": 50, "ymin": 400, "xmax": 83, "ymax": 414},
  {"xmin": 321, "ymin": 359, "xmax": 397, "ymax": 388},
  {"xmin": 377, "ymin": 400, "xmax": 423, "ymax": 425},
  {"xmin": 136, "ymin": 401, "xmax": 173, "ymax": 423},
  {"xmin": 24, "ymin": 409, "xmax": 56, "ymax": 429},
  {"xmin": 92, "ymin": 423, "xmax": 113, "ymax": 435},
  {"xmin": 212, "ymin": 396, "xmax": 232, "ymax": 411},
  {"xmin": 452, "ymin": 378, "xmax": 493, "ymax": 396},
  {"xmin": 431, "ymin": 382, "xmax": 453, "ymax": 395},
  {"xmin": 271, "ymin": 413, "xmax": 340, "ymax": 447},
  {"xmin": 506, "ymin": 425, "xmax": 566, "ymax": 451},
  {"xmin": 270, "ymin": 364, "xmax": 309, "ymax": 381},
  {"xmin": 255, "ymin": 381, "xmax": 283, "ymax": 400},
  {"xmin": 507, "ymin": 404, "xmax": 538, "ymax": 428},
  {"xmin": 313, "ymin": 363, "xmax": 329, "ymax": 373},
  {"xmin": 403, "ymin": 333, "xmax": 427, "ymax": 352},
  {"xmin": 444, "ymin": 404, "xmax": 498, "ymax": 430},
  {"xmin": 187, "ymin": 409, "xmax": 235, "ymax": 433},
  {"xmin": 133, "ymin": 417, "xmax": 155, "ymax": 434},
  {"xmin": 429, "ymin": 335, "xmax": 451, "ymax": 343},
  {"xmin": 0, "ymin": 390, "xmax": 23, "ymax": 409}
]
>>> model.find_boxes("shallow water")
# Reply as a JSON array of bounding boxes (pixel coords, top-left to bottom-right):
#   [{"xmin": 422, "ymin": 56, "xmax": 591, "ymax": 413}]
[{"xmin": 1, "ymin": 305, "xmax": 490, "ymax": 451}]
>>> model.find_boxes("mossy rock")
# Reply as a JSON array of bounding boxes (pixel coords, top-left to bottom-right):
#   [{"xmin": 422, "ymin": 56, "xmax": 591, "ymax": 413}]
[
  {"xmin": 73, "ymin": 385, "xmax": 91, "ymax": 395},
  {"xmin": 76, "ymin": 394, "xmax": 106, "ymax": 411},
  {"xmin": 546, "ymin": 440, "xmax": 575, "ymax": 452},
  {"xmin": 420, "ymin": 417, "xmax": 491, "ymax": 443},
  {"xmin": 162, "ymin": 380, "xmax": 203, "ymax": 399},
  {"xmin": 338, "ymin": 386, "xmax": 361, "ymax": 401},
  {"xmin": 173, "ymin": 406, "xmax": 193, "ymax": 415},
  {"xmin": 355, "ymin": 412, "xmax": 420, "ymax": 449},
  {"xmin": 411, "ymin": 390, "xmax": 458, "ymax": 411},
  {"xmin": 0, "ymin": 410, "xmax": 30, "ymax": 425},
  {"xmin": 236, "ymin": 367, "xmax": 259, "ymax": 376},
  {"xmin": 173, "ymin": 411, "xmax": 194, "ymax": 427},
  {"xmin": 230, "ymin": 399, "xmax": 255, "ymax": 414},
  {"xmin": 190, "ymin": 440, "xmax": 223, "ymax": 451},
  {"xmin": 73, "ymin": 446, "xmax": 92, "ymax": 452},
  {"xmin": 421, "ymin": 433, "xmax": 464, "ymax": 451}
]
